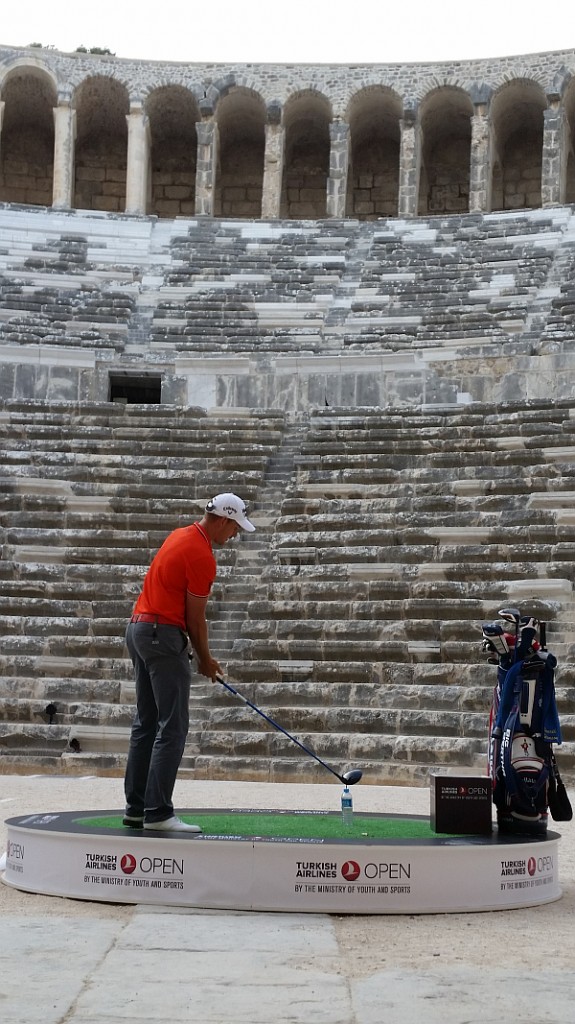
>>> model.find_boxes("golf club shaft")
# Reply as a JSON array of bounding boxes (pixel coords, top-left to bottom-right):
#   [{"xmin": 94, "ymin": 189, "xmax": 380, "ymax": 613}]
[{"xmin": 216, "ymin": 675, "xmax": 345, "ymax": 784}]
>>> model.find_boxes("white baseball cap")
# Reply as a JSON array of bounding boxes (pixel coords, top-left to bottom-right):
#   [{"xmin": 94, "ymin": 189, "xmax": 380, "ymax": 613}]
[{"xmin": 206, "ymin": 493, "xmax": 255, "ymax": 532}]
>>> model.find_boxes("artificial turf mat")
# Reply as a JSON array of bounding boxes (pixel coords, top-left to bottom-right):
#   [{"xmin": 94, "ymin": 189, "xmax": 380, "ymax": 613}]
[{"xmin": 77, "ymin": 812, "xmax": 466, "ymax": 840}]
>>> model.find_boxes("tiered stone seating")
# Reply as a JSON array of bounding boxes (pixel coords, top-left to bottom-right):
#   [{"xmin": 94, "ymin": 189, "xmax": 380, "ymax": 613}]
[
  {"xmin": 0, "ymin": 223, "xmax": 139, "ymax": 351},
  {"xmin": 148, "ymin": 219, "xmax": 356, "ymax": 353},
  {"xmin": 0, "ymin": 399, "xmax": 284, "ymax": 770},
  {"xmin": 337, "ymin": 211, "xmax": 569, "ymax": 352},
  {"xmin": 1, "ymin": 206, "xmax": 574, "ymax": 377},
  {"xmin": 540, "ymin": 246, "xmax": 575, "ymax": 345},
  {"xmin": 191, "ymin": 399, "xmax": 575, "ymax": 784},
  {"xmin": 3, "ymin": 202, "xmax": 575, "ymax": 784}
]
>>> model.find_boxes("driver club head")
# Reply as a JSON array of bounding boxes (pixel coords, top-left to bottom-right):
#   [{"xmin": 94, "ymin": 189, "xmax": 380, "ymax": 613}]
[
  {"xmin": 498, "ymin": 607, "xmax": 521, "ymax": 623},
  {"xmin": 342, "ymin": 769, "xmax": 363, "ymax": 786}
]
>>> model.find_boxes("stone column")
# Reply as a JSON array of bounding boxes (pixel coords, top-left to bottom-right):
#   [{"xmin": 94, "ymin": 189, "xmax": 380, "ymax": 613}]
[
  {"xmin": 542, "ymin": 96, "xmax": 567, "ymax": 207},
  {"xmin": 326, "ymin": 121, "xmax": 350, "ymax": 219},
  {"xmin": 261, "ymin": 109, "xmax": 284, "ymax": 220},
  {"xmin": 0, "ymin": 100, "xmax": 4, "ymax": 166},
  {"xmin": 469, "ymin": 105, "xmax": 491, "ymax": 213},
  {"xmin": 195, "ymin": 120, "xmax": 219, "ymax": 217},
  {"xmin": 398, "ymin": 109, "xmax": 421, "ymax": 218},
  {"xmin": 52, "ymin": 101, "xmax": 76, "ymax": 209},
  {"xmin": 125, "ymin": 105, "xmax": 150, "ymax": 215}
]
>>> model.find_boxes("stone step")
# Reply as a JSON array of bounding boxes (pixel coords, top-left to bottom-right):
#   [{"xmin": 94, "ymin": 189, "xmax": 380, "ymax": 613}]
[
  {"xmin": 251, "ymin": 576, "xmax": 567, "ymax": 605},
  {"xmin": 178, "ymin": 754, "xmax": 484, "ymax": 785},
  {"xmin": 0, "ymin": 697, "xmax": 136, "ymax": 728},
  {"xmin": 0, "ymin": 675, "xmax": 124, "ymax": 702},
  {"xmin": 0, "ymin": 635, "xmax": 126, "ymax": 658},
  {"xmin": 231, "ymin": 636, "xmax": 575, "ymax": 663},
  {"xmin": 210, "ymin": 679, "xmax": 575, "ymax": 714},
  {"xmin": 273, "ymin": 542, "xmax": 575, "ymax": 567},
  {"xmin": 0, "ymin": 473, "xmax": 266, "ymax": 502}
]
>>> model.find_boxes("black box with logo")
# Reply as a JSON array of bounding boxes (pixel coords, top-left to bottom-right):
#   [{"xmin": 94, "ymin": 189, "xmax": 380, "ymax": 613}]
[{"xmin": 430, "ymin": 774, "xmax": 493, "ymax": 834}]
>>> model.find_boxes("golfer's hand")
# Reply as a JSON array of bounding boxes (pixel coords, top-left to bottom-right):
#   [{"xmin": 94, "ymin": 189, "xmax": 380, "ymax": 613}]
[{"xmin": 196, "ymin": 655, "xmax": 222, "ymax": 682}]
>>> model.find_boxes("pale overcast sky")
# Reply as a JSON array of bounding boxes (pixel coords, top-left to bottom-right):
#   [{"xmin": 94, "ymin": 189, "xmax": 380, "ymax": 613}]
[{"xmin": 1, "ymin": 0, "xmax": 574, "ymax": 65}]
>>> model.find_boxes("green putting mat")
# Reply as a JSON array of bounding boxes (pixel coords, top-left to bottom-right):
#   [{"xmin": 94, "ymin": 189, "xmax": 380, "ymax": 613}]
[{"xmin": 77, "ymin": 812, "xmax": 467, "ymax": 840}]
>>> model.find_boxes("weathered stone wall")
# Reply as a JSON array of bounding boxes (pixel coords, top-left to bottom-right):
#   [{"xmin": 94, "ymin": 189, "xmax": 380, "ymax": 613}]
[{"xmin": 1, "ymin": 44, "xmax": 575, "ymax": 218}]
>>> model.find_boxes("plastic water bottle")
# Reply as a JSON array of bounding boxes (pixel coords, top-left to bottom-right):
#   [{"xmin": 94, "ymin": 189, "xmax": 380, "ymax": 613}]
[{"xmin": 341, "ymin": 786, "xmax": 353, "ymax": 828}]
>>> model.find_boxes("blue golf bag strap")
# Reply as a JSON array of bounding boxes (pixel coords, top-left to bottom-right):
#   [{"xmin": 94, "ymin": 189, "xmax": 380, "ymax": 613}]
[
  {"xmin": 494, "ymin": 660, "xmax": 525, "ymax": 733},
  {"xmin": 498, "ymin": 662, "xmax": 549, "ymax": 800}
]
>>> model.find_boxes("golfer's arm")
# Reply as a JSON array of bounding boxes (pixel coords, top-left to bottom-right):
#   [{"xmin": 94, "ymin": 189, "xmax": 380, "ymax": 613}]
[{"xmin": 185, "ymin": 592, "xmax": 212, "ymax": 663}]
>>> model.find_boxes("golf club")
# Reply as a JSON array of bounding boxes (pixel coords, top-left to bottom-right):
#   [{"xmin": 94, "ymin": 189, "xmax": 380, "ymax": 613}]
[
  {"xmin": 498, "ymin": 606, "xmax": 521, "ymax": 662},
  {"xmin": 216, "ymin": 675, "xmax": 363, "ymax": 786},
  {"xmin": 482, "ymin": 622, "xmax": 510, "ymax": 656}
]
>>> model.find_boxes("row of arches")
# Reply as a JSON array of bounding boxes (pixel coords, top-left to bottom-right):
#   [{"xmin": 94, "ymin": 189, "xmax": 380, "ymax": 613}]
[{"xmin": 1, "ymin": 65, "xmax": 575, "ymax": 219}]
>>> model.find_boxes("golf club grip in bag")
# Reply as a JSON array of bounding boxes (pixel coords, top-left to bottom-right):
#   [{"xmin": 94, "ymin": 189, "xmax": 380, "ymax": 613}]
[{"xmin": 483, "ymin": 614, "xmax": 571, "ymax": 833}]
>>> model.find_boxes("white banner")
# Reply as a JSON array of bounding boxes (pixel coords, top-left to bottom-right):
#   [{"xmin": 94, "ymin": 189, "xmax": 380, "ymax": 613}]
[{"xmin": 3, "ymin": 813, "xmax": 562, "ymax": 914}]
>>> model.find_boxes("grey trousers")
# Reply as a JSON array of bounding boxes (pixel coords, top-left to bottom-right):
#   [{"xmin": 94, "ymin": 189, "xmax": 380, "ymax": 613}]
[{"xmin": 124, "ymin": 621, "xmax": 191, "ymax": 823}]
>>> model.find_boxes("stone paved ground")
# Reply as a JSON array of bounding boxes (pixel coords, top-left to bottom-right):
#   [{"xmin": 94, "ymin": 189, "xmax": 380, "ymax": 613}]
[{"xmin": 1, "ymin": 776, "xmax": 574, "ymax": 1023}]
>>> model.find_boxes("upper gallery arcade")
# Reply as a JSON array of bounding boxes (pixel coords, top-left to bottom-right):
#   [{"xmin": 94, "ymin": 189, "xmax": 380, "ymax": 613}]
[{"xmin": 1, "ymin": 43, "xmax": 575, "ymax": 220}]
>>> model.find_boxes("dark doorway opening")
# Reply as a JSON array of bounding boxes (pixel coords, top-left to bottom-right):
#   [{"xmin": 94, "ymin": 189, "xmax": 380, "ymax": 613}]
[{"xmin": 109, "ymin": 374, "xmax": 162, "ymax": 404}]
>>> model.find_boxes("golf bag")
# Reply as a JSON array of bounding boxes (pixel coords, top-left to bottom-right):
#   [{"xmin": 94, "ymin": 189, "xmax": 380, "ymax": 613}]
[{"xmin": 482, "ymin": 613, "xmax": 572, "ymax": 834}]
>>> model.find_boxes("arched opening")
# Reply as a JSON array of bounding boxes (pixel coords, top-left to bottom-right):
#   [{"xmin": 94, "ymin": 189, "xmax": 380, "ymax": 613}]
[
  {"xmin": 346, "ymin": 87, "xmax": 402, "ymax": 219},
  {"xmin": 73, "ymin": 76, "xmax": 130, "ymax": 212},
  {"xmin": 282, "ymin": 91, "xmax": 331, "ymax": 219},
  {"xmin": 418, "ymin": 87, "xmax": 473, "ymax": 215},
  {"xmin": 147, "ymin": 86, "xmax": 199, "ymax": 217},
  {"xmin": 490, "ymin": 80, "xmax": 546, "ymax": 211},
  {"xmin": 214, "ymin": 88, "xmax": 266, "ymax": 218},
  {"xmin": 0, "ymin": 66, "xmax": 57, "ymax": 206}
]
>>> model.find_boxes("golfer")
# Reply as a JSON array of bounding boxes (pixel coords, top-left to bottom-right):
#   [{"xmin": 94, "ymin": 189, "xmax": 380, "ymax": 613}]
[{"xmin": 123, "ymin": 493, "xmax": 255, "ymax": 832}]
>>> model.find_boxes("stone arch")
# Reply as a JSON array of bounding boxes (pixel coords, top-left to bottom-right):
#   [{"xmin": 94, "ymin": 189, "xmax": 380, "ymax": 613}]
[
  {"xmin": 282, "ymin": 90, "xmax": 332, "ymax": 219},
  {"xmin": 72, "ymin": 75, "xmax": 130, "ymax": 212},
  {"xmin": 146, "ymin": 85, "xmax": 200, "ymax": 217},
  {"xmin": 417, "ymin": 86, "xmax": 474, "ymax": 215},
  {"xmin": 490, "ymin": 78, "xmax": 547, "ymax": 211},
  {"xmin": 563, "ymin": 77, "xmax": 575, "ymax": 204},
  {"xmin": 345, "ymin": 86, "xmax": 402, "ymax": 219},
  {"xmin": 0, "ymin": 64, "xmax": 58, "ymax": 206},
  {"xmin": 214, "ymin": 87, "xmax": 266, "ymax": 218}
]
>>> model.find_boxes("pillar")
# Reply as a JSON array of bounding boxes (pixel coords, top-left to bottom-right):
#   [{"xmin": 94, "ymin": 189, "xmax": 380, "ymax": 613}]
[
  {"xmin": 327, "ymin": 121, "xmax": 350, "ymax": 219},
  {"xmin": 52, "ymin": 101, "xmax": 76, "ymax": 209},
  {"xmin": 261, "ymin": 121, "xmax": 284, "ymax": 220},
  {"xmin": 397, "ymin": 110, "xmax": 421, "ymax": 218},
  {"xmin": 542, "ymin": 97, "xmax": 567, "ymax": 207},
  {"xmin": 195, "ymin": 120, "xmax": 219, "ymax": 217},
  {"xmin": 469, "ymin": 105, "xmax": 491, "ymax": 213},
  {"xmin": 0, "ymin": 100, "xmax": 5, "ymax": 165},
  {"xmin": 125, "ymin": 106, "xmax": 150, "ymax": 215}
]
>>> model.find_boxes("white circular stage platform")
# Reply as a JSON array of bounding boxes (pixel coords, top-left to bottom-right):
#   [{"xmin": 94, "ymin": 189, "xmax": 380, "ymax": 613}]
[{"xmin": 2, "ymin": 809, "xmax": 561, "ymax": 914}]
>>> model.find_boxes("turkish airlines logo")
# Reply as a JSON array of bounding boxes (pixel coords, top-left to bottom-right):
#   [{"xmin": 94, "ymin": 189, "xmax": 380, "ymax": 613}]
[
  {"xmin": 341, "ymin": 860, "xmax": 361, "ymax": 881},
  {"xmin": 120, "ymin": 854, "xmax": 137, "ymax": 874},
  {"xmin": 528, "ymin": 857, "xmax": 537, "ymax": 876}
]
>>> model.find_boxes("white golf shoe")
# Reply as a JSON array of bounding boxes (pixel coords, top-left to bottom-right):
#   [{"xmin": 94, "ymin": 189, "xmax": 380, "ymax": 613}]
[{"xmin": 143, "ymin": 816, "xmax": 202, "ymax": 833}]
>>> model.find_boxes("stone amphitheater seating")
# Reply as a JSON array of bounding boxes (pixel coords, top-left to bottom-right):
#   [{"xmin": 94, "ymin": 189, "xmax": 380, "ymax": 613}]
[
  {"xmin": 144, "ymin": 209, "xmax": 575, "ymax": 364},
  {"xmin": 211, "ymin": 401, "xmax": 575, "ymax": 784},
  {"xmin": 0, "ymin": 208, "xmax": 151, "ymax": 352},
  {"xmin": 3, "ymin": 395, "xmax": 574, "ymax": 785},
  {"xmin": 2, "ymin": 201, "xmax": 575, "ymax": 786},
  {"xmin": 0, "ymin": 399, "xmax": 284, "ymax": 771},
  {"xmin": 339, "ymin": 211, "xmax": 571, "ymax": 351},
  {"xmin": 2, "ymin": 206, "xmax": 575, "ymax": 372},
  {"xmin": 148, "ymin": 220, "xmax": 355, "ymax": 354}
]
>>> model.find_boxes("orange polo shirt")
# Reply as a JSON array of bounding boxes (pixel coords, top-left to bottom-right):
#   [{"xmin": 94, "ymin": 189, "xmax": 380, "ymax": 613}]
[{"xmin": 133, "ymin": 522, "xmax": 216, "ymax": 629}]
